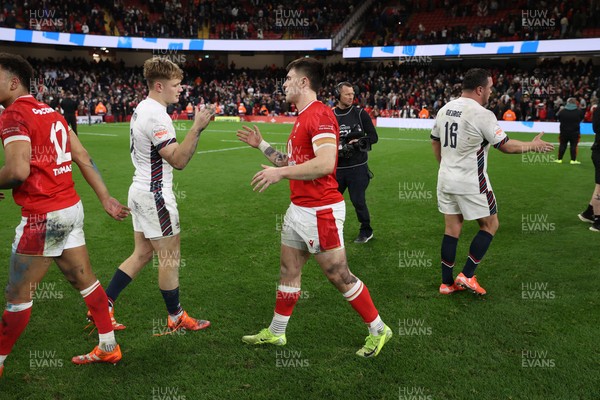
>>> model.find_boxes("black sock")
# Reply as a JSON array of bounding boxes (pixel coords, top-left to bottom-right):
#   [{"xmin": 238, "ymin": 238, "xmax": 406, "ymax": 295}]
[
  {"xmin": 462, "ymin": 230, "xmax": 494, "ymax": 278},
  {"xmin": 584, "ymin": 204, "xmax": 594, "ymax": 215},
  {"xmin": 160, "ymin": 287, "xmax": 183, "ymax": 316},
  {"xmin": 441, "ymin": 234, "xmax": 459, "ymax": 285},
  {"xmin": 105, "ymin": 269, "xmax": 133, "ymax": 307}
]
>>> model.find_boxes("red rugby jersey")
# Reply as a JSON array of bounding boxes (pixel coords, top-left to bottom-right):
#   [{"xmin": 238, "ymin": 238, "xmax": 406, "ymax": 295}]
[
  {"xmin": 287, "ymin": 100, "xmax": 343, "ymax": 207},
  {"xmin": 0, "ymin": 95, "xmax": 79, "ymax": 216}
]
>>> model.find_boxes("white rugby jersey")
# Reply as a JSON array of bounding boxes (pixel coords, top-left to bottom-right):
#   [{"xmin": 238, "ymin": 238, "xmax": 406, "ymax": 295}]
[
  {"xmin": 431, "ymin": 97, "xmax": 508, "ymax": 195},
  {"xmin": 130, "ymin": 97, "xmax": 177, "ymax": 191}
]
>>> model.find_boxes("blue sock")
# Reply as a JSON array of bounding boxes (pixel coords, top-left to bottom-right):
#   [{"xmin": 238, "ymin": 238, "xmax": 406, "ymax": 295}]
[
  {"xmin": 105, "ymin": 269, "xmax": 132, "ymax": 307},
  {"xmin": 160, "ymin": 287, "xmax": 183, "ymax": 316},
  {"xmin": 441, "ymin": 234, "xmax": 458, "ymax": 284},
  {"xmin": 462, "ymin": 230, "xmax": 494, "ymax": 278}
]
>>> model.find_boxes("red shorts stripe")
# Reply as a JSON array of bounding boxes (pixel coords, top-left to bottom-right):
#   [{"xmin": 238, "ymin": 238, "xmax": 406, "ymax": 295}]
[
  {"xmin": 316, "ymin": 208, "xmax": 341, "ymax": 251},
  {"xmin": 17, "ymin": 213, "xmax": 47, "ymax": 255}
]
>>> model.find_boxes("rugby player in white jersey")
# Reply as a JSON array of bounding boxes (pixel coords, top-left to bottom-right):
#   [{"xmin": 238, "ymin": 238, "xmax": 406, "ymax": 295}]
[
  {"xmin": 90, "ymin": 57, "xmax": 213, "ymax": 333},
  {"xmin": 431, "ymin": 68, "xmax": 553, "ymax": 295}
]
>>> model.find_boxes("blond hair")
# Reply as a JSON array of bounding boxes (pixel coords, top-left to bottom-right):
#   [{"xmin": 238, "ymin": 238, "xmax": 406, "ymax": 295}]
[{"xmin": 143, "ymin": 57, "xmax": 184, "ymax": 89}]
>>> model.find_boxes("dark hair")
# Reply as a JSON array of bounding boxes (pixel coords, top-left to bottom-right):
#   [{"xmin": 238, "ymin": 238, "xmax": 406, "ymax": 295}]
[
  {"xmin": 286, "ymin": 57, "xmax": 324, "ymax": 92},
  {"xmin": 0, "ymin": 53, "xmax": 34, "ymax": 90},
  {"xmin": 462, "ymin": 68, "xmax": 491, "ymax": 91}
]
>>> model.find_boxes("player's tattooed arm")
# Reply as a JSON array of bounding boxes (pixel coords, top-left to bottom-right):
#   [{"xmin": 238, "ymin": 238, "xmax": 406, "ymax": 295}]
[
  {"xmin": 263, "ymin": 145, "xmax": 288, "ymax": 167},
  {"xmin": 237, "ymin": 125, "xmax": 289, "ymax": 167}
]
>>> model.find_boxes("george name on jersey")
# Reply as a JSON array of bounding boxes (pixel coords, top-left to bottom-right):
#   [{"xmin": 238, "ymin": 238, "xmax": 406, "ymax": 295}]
[
  {"xmin": 445, "ymin": 109, "xmax": 462, "ymax": 118},
  {"xmin": 53, "ymin": 164, "xmax": 72, "ymax": 176}
]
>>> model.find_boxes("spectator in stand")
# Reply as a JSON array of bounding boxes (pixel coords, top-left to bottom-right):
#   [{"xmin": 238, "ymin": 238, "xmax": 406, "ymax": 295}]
[
  {"xmin": 186, "ymin": 102, "xmax": 194, "ymax": 120},
  {"xmin": 401, "ymin": 105, "xmax": 416, "ymax": 118},
  {"xmin": 238, "ymin": 102, "xmax": 247, "ymax": 116},
  {"xmin": 503, "ymin": 104, "xmax": 517, "ymax": 121},
  {"xmin": 95, "ymin": 101, "xmax": 107, "ymax": 117}
]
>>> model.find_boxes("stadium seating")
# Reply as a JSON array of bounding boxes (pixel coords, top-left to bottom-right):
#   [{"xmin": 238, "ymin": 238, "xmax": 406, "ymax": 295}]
[
  {"xmin": 3, "ymin": 0, "xmax": 598, "ymax": 45},
  {"xmin": 24, "ymin": 56, "xmax": 599, "ymax": 123}
]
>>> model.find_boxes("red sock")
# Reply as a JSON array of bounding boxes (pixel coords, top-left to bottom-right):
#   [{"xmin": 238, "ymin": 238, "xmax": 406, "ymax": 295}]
[
  {"xmin": 274, "ymin": 287, "xmax": 301, "ymax": 316},
  {"xmin": 82, "ymin": 281, "xmax": 113, "ymax": 335},
  {"xmin": 344, "ymin": 280, "xmax": 379, "ymax": 324},
  {"xmin": 0, "ymin": 302, "xmax": 33, "ymax": 356}
]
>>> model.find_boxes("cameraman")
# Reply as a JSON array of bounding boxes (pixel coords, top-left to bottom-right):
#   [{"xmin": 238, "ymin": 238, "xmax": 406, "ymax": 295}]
[{"xmin": 334, "ymin": 82, "xmax": 378, "ymax": 243}]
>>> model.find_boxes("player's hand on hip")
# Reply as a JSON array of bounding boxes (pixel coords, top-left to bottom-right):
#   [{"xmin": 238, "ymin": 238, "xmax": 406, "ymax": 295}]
[
  {"xmin": 237, "ymin": 125, "xmax": 263, "ymax": 148},
  {"xmin": 193, "ymin": 108, "xmax": 213, "ymax": 132},
  {"xmin": 102, "ymin": 197, "xmax": 131, "ymax": 221},
  {"xmin": 251, "ymin": 164, "xmax": 282, "ymax": 192},
  {"xmin": 532, "ymin": 132, "xmax": 554, "ymax": 153}
]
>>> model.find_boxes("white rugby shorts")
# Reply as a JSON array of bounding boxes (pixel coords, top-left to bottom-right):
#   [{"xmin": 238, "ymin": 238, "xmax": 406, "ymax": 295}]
[
  {"xmin": 13, "ymin": 200, "xmax": 85, "ymax": 257},
  {"xmin": 281, "ymin": 200, "xmax": 345, "ymax": 254},
  {"xmin": 129, "ymin": 185, "xmax": 180, "ymax": 239},
  {"xmin": 437, "ymin": 189, "xmax": 498, "ymax": 220}
]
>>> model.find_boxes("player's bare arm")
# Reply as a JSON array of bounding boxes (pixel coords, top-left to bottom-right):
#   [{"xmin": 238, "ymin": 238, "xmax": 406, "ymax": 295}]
[
  {"xmin": 237, "ymin": 125, "xmax": 289, "ymax": 167},
  {"xmin": 498, "ymin": 132, "xmax": 554, "ymax": 154},
  {"xmin": 69, "ymin": 129, "xmax": 130, "ymax": 221},
  {"xmin": 251, "ymin": 145, "xmax": 336, "ymax": 193},
  {"xmin": 159, "ymin": 108, "xmax": 212, "ymax": 170},
  {"xmin": 432, "ymin": 138, "xmax": 442, "ymax": 163},
  {"xmin": 0, "ymin": 140, "xmax": 30, "ymax": 189}
]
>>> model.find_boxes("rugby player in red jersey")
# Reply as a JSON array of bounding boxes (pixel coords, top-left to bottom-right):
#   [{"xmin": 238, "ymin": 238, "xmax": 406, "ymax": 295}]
[
  {"xmin": 0, "ymin": 53, "xmax": 129, "ymax": 377},
  {"xmin": 237, "ymin": 57, "xmax": 392, "ymax": 358}
]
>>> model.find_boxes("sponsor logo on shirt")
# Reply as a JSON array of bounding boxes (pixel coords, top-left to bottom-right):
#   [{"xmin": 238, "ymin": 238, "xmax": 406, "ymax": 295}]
[
  {"xmin": 318, "ymin": 124, "xmax": 334, "ymax": 132},
  {"xmin": 1, "ymin": 126, "xmax": 21, "ymax": 136},
  {"xmin": 152, "ymin": 125, "xmax": 171, "ymax": 140}
]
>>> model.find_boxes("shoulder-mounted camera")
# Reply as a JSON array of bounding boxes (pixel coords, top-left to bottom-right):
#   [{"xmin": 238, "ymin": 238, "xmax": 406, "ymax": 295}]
[{"xmin": 338, "ymin": 124, "xmax": 371, "ymax": 159}]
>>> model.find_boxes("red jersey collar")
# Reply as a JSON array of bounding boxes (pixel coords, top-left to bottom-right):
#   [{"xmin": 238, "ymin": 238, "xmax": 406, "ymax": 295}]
[{"xmin": 298, "ymin": 100, "xmax": 317, "ymax": 115}]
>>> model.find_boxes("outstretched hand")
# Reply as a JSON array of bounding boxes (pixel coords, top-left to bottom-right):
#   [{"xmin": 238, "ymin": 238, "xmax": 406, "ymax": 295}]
[
  {"xmin": 237, "ymin": 125, "xmax": 263, "ymax": 148},
  {"xmin": 531, "ymin": 132, "xmax": 554, "ymax": 153},
  {"xmin": 193, "ymin": 108, "xmax": 213, "ymax": 133},
  {"xmin": 102, "ymin": 197, "xmax": 130, "ymax": 221},
  {"xmin": 251, "ymin": 164, "xmax": 283, "ymax": 192}
]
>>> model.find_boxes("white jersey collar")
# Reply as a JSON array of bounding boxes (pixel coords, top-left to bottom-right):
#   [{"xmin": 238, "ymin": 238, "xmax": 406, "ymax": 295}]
[{"xmin": 146, "ymin": 96, "xmax": 167, "ymax": 110}]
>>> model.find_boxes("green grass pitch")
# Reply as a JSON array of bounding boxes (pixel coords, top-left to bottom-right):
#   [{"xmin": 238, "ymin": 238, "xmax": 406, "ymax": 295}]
[{"xmin": 0, "ymin": 121, "xmax": 598, "ymax": 399}]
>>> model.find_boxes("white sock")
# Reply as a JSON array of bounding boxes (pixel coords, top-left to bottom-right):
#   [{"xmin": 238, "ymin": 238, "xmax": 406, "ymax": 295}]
[
  {"xmin": 343, "ymin": 279, "xmax": 363, "ymax": 301},
  {"xmin": 0, "ymin": 354, "xmax": 7, "ymax": 366},
  {"xmin": 368, "ymin": 315, "xmax": 385, "ymax": 336},
  {"xmin": 98, "ymin": 331, "xmax": 117, "ymax": 352},
  {"xmin": 80, "ymin": 280, "xmax": 100, "ymax": 298},
  {"xmin": 268, "ymin": 312, "xmax": 291, "ymax": 336}
]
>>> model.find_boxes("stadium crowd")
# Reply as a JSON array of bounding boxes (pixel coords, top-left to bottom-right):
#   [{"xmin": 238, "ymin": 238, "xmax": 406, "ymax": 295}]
[
  {"xmin": 2, "ymin": 0, "xmax": 598, "ymax": 44},
  {"xmin": 25, "ymin": 57, "xmax": 599, "ymax": 123},
  {"xmin": 0, "ymin": 0, "xmax": 360, "ymax": 39},
  {"xmin": 354, "ymin": 0, "xmax": 600, "ymax": 46}
]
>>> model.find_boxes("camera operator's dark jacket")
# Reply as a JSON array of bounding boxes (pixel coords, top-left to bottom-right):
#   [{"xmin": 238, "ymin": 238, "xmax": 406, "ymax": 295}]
[{"xmin": 333, "ymin": 105, "xmax": 378, "ymax": 168}]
